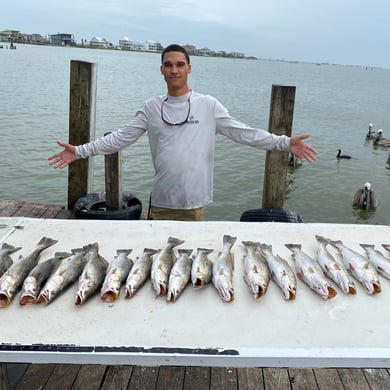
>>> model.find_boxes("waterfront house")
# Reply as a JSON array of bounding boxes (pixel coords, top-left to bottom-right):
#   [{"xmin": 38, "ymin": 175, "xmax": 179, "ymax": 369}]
[{"xmin": 49, "ymin": 33, "xmax": 75, "ymax": 46}]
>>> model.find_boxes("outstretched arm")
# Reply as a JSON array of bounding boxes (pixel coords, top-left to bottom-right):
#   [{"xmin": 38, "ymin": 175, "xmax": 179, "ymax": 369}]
[
  {"xmin": 48, "ymin": 141, "xmax": 77, "ymax": 169},
  {"xmin": 290, "ymin": 134, "xmax": 318, "ymax": 162}
]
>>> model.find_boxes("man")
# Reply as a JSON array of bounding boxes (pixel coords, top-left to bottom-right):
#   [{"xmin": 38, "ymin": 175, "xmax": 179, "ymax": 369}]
[{"xmin": 48, "ymin": 44, "xmax": 318, "ymax": 221}]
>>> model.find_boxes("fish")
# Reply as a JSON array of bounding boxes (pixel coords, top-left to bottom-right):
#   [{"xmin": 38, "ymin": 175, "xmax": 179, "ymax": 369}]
[
  {"xmin": 0, "ymin": 242, "xmax": 22, "ymax": 277},
  {"xmin": 167, "ymin": 249, "xmax": 193, "ymax": 302},
  {"xmin": 75, "ymin": 243, "xmax": 109, "ymax": 305},
  {"xmin": 0, "ymin": 236, "xmax": 58, "ymax": 307},
  {"xmin": 360, "ymin": 244, "xmax": 390, "ymax": 280},
  {"xmin": 212, "ymin": 235, "xmax": 237, "ymax": 302},
  {"xmin": 326, "ymin": 239, "xmax": 381, "ymax": 295},
  {"xmin": 101, "ymin": 249, "xmax": 133, "ymax": 302},
  {"xmin": 382, "ymin": 244, "xmax": 390, "ymax": 255},
  {"xmin": 19, "ymin": 252, "xmax": 71, "ymax": 305},
  {"xmin": 315, "ymin": 235, "xmax": 357, "ymax": 295},
  {"xmin": 191, "ymin": 248, "xmax": 214, "ymax": 289},
  {"xmin": 125, "ymin": 248, "xmax": 158, "ymax": 298},
  {"xmin": 37, "ymin": 247, "xmax": 87, "ymax": 304},
  {"xmin": 151, "ymin": 237, "xmax": 184, "ymax": 297},
  {"xmin": 241, "ymin": 241, "xmax": 270, "ymax": 299},
  {"xmin": 258, "ymin": 243, "xmax": 297, "ymax": 300},
  {"xmin": 285, "ymin": 243, "xmax": 337, "ymax": 300}
]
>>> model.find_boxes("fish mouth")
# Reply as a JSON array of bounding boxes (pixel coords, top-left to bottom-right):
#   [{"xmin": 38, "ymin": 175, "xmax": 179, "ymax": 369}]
[
  {"xmin": 37, "ymin": 291, "xmax": 49, "ymax": 304},
  {"xmin": 0, "ymin": 293, "xmax": 11, "ymax": 308},
  {"xmin": 254, "ymin": 286, "xmax": 266, "ymax": 299},
  {"xmin": 327, "ymin": 286, "xmax": 337, "ymax": 299},
  {"xmin": 372, "ymin": 282, "xmax": 381, "ymax": 295},
  {"xmin": 101, "ymin": 290, "xmax": 118, "ymax": 303},
  {"xmin": 193, "ymin": 278, "xmax": 204, "ymax": 289},
  {"xmin": 20, "ymin": 294, "xmax": 37, "ymax": 305},
  {"xmin": 75, "ymin": 293, "xmax": 84, "ymax": 306}
]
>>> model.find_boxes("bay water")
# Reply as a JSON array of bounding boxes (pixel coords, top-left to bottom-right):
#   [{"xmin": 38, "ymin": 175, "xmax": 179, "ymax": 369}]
[{"xmin": 1, "ymin": 44, "xmax": 390, "ymax": 225}]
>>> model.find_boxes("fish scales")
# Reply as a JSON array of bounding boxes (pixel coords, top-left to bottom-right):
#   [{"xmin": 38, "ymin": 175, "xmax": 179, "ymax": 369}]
[
  {"xmin": 76, "ymin": 243, "xmax": 109, "ymax": 305},
  {"xmin": 101, "ymin": 249, "xmax": 133, "ymax": 302},
  {"xmin": 212, "ymin": 235, "xmax": 237, "ymax": 303},
  {"xmin": 38, "ymin": 247, "xmax": 87, "ymax": 304},
  {"xmin": 285, "ymin": 243, "xmax": 337, "ymax": 300},
  {"xmin": 0, "ymin": 236, "xmax": 58, "ymax": 307},
  {"xmin": 167, "ymin": 249, "xmax": 193, "ymax": 302},
  {"xmin": 20, "ymin": 252, "xmax": 71, "ymax": 305},
  {"xmin": 0, "ymin": 242, "xmax": 22, "ymax": 277},
  {"xmin": 326, "ymin": 238, "xmax": 381, "ymax": 295},
  {"xmin": 258, "ymin": 243, "xmax": 297, "ymax": 300},
  {"xmin": 125, "ymin": 248, "xmax": 158, "ymax": 298},
  {"xmin": 191, "ymin": 248, "xmax": 213, "ymax": 289},
  {"xmin": 315, "ymin": 235, "xmax": 357, "ymax": 295},
  {"xmin": 242, "ymin": 241, "xmax": 270, "ymax": 299},
  {"xmin": 151, "ymin": 237, "xmax": 184, "ymax": 297}
]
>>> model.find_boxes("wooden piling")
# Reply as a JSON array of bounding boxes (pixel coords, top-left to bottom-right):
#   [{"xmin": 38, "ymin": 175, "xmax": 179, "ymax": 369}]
[
  {"xmin": 104, "ymin": 133, "xmax": 122, "ymax": 211},
  {"xmin": 67, "ymin": 60, "xmax": 97, "ymax": 209},
  {"xmin": 262, "ymin": 85, "xmax": 295, "ymax": 209}
]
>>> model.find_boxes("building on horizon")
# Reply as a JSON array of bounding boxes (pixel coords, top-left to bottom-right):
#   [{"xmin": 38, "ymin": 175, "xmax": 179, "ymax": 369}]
[{"xmin": 49, "ymin": 33, "xmax": 75, "ymax": 46}]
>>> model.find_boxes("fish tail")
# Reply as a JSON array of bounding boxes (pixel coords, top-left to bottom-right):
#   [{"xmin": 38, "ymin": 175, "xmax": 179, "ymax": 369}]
[
  {"xmin": 71, "ymin": 247, "xmax": 86, "ymax": 255},
  {"xmin": 382, "ymin": 244, "xmax": 390, "ymax": 253},
  {"xmin": 328, "ymin": 240, "xmax": 343, "ymax": 248},
  {"xmin": 37, "ymin": 236, "xmax": 58, "ymax": 251},
  {"xmin": 242, "ymin": 241, "xmax": 260, "ymax": 248},
  {"xmin": 54, "ymin": 252, "xmax": 72, "ymax": 259},
  {"xmin": 196, "ymin": 248, "xmax": 214, "ymax": 255},
  {"xmin": 84, "ymin": 242, "xmax": 99, "ymax": 253},
  {"xmin": 285, "ymin": 243, "xmax": 302, "ymax": 251},
  {"xmin": 143, "ymin": 248, "xmax": 158, "ymax": 256},
  {"xmin": 360, "ymin": 244, "xmax": 375, "ymax": 251},
  {"xmin": 315, "ymin": 235, "xmax": 330, "ymax": 245},
  {"xmin": 259, "ymin": 243, "xmax": 272, "ymax": 251},
  {"xmin": 178, "ymin": 249, "xmax": 193, "ymax": 257},
  {"xmin": 116, "ymin": 249, "xmax": 132, "ymax": 256},
  {"xmin": 223, "ymin": 235, "xmax": 237, "ymax": 247},
  {"xmin": 1, "ymin": 242, "xmax": 22, "ymax": 254},
  {"xmin": 167, "ymin": 237, "xmax": 185, "ymax": 248}
]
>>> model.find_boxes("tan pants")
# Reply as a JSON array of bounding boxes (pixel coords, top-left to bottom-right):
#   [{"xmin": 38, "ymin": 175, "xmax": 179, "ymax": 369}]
[{"xmin": 149, "ymin": 205, "xmax": 205, "ymax": 221}]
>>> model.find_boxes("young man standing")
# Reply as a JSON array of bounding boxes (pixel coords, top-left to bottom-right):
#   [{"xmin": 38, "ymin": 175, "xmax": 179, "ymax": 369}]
[{"xmin": 48, "ymin": 44, "xmax": 317, "ymax": 221}]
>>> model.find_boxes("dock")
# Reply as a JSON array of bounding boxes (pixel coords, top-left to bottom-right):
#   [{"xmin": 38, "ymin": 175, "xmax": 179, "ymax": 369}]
[{"xmin": 1, "ymin": 198, "xmax": 390, "ymax": 390}]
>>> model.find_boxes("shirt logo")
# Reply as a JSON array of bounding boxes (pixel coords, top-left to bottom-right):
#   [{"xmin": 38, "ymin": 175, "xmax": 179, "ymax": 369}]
[{"xmin": 187, "ymin": 115, "xmax": 199, "ymax": 124}]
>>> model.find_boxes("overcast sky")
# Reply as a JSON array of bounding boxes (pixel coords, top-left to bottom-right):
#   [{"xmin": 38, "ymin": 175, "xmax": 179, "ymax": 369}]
[{"xmin": 3, "ymin": 0, "xmax": 390, "ymax": 68}]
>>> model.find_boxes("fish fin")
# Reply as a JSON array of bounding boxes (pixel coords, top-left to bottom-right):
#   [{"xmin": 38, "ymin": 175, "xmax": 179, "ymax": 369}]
[{"xmin": 285, "ymin": 243, "xmax": 302, "ymax": 251}]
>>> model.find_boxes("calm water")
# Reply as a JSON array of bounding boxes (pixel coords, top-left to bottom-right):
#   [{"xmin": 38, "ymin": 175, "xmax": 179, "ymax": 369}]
[{"xmin": 1, "ymin": 44, "xmax": 390, "ymax": 224}]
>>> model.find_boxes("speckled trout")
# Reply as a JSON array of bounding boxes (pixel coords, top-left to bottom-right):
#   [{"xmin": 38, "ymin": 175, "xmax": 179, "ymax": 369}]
[
  {"xmin": 258, "ymin": 243, "xmax": 297, "ymax": 300},
  {"xmin": 38, "ymin": 247, "xmax": 87, "ymax": 304},
  {"xmin": 0, "ymin": 242, "xmax": 22, "ymax": 277},
  {"xmin": 0, "ymin": 236, "xmax": 58, "ymax": 307},
  {"xmin": 167, "ymin": 248, "xmax": 193, "ymax": 302},
  {"xmin": 315, "ymin": 235, "xmax": 356, "ymax": 295},
  {"xmin": 20, "ymin": 252, "xmax": 71, "ymax": 305},
  {"xmin": 101, "ymin": 249, "xmax": 133, "ymax": 302},
  {"xmin": 242, "ymin": 241, "xmax": 270, "ymax": 299},
  {"xmin": 125, "ymin": 248, "xmax": 158, "ymax": 298},
  {"xmin": 212, "ymin": 235, "xmax": 237, "ymax": 303},
  {"xmin": 151, "ymin": 237, "xmax": 185, "ymax": 297},
  {"xmin": 327, "ymin": 239, "xmax": 381, "ymax": 295},
  {"xmin": 285, "ymin": 243, "xmax": 337, "ymax": 300},
  {"xmin": 75, "ymin": 243, "xmax": 109, "ymax": 305},
  {"xmin": 191, "ymin": 248, "xmax": 213, "ymax": 289},
  {"xmin": 360, "ymin": 244, "xmax": 390, "ymax": 280}
]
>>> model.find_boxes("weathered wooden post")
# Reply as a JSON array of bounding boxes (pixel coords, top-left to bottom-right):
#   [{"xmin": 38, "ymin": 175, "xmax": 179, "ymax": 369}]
[
  {"xmin": 104, "ymin": 132, "xmax": 122, "ymax": 210},
  {"xmin": 67, "ymin": 60, "xmax": 97, "ymax": 209},
  {"xmin": 262, "ymin": 84, "xmax": 295, "ymax": 209}
]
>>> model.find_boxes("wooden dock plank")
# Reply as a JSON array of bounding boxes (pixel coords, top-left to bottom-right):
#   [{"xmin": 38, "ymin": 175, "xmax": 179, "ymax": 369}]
[
  {"xmin": 127, "ymin": 366, "xmax": 158, "ymax": 390},
  {"xmin": 236, "ymin": 367, "xmax": 264, "ymax": 390},
  {"xmin": 44, "ymin": 364, "xmax": 81, "ymax": 389},
  {"xmin": 362, "ymin": 368, "xmax": 390, "ymax": 390},
  {"xmin": 210, "ymin": 367, "xmax": 238, "ymax": 390},
  {"xmin": 337, "ymin": 368, "xmax": 370, "ymax": 390},
  {"xmin": 14, "ymin": 363, "xmax": 55, "ymax": 390},
  {"xmin": 313, "ymin": 368, "xmax": 344, "ymax": 390},
  {"xmin": 289, "ymin": 368, "xmax": 317, "ymax": 389},
  {"xmin": 155, "ymin": 366, "xmax": 185, "ymax": 390},
  {"xmin": 183, "ymin": 366, "xmax": 210, "ymax": 390},
  {"xmin": 263, "ymin": 368, "xmax": 291, "ymax": 390},
  {"xmin": 100, "ymin": 365, "xmax": 133, "ymax": 390},
  {"xmin": 71, "ymin": 364, "xmax": 107, "ymax": 390}
]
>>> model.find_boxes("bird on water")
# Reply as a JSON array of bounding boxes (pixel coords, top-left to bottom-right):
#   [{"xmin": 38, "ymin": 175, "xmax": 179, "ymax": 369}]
[
  {"xmin": 336, "ymin": 149, "xmax": 351, "ymax": 159},
  {"xmin": 373, "ymin": 130, "xmax": 390, "ymax": 147},
  {"xmin": 353, "ymin": 182, "xmax": 378, "ymax": 210}
]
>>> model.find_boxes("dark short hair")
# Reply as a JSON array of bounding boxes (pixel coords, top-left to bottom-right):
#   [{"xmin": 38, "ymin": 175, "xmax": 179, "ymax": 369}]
[{"xmin": 161, "ymin": 44, "xmax": 190, "ymax": 64}]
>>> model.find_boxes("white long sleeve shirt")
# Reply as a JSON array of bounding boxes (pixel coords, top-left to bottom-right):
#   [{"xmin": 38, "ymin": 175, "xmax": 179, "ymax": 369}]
[{"xmin": 76, "ymin": 91, "xmax": 290, "ymax": 210}]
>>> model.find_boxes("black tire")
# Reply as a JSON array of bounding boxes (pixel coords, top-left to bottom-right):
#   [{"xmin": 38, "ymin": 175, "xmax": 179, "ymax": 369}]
[
  {"xmin": 74, "ymin": 192, "xmax": 142, "ymax": 220},
  {"xmin": 240, "ymin": 208, "xmax": 303, "ymax": 223}
]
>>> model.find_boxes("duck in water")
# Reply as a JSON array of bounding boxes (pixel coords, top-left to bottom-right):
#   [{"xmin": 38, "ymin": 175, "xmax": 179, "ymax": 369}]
[{"xmin": 336, "ymin": 149, "xmax": 351, "ymax": 159}]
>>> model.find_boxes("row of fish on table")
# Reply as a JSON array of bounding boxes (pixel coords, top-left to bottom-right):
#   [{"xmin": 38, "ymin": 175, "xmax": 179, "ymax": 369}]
[{"xmin": 0, "ymin": 233, "xmax": 390, "ymax": 307}]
